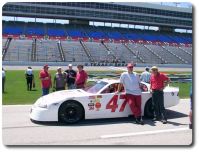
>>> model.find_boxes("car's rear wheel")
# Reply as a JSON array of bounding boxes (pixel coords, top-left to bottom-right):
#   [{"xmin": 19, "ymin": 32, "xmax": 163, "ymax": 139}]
[
  {"xmin": 144, "ymin": 99, "xmax": 154, "ymax": 118},
  {"xmin": 58, "ymin": 101, "xmax": 84, "ymax": 124}
]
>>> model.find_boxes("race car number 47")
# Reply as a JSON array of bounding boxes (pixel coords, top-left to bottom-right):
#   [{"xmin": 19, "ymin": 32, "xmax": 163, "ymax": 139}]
[{"xmin": 106, "ymin": 94, "xmax": 127, "ymax": 112}]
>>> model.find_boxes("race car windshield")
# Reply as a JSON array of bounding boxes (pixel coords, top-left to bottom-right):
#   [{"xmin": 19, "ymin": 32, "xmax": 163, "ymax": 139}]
[{"xmin": 85, "ymin": 81, "xmax": 108, "ymax": 93}]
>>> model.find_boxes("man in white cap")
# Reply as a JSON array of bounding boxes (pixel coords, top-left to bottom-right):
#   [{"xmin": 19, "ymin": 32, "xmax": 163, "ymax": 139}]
[
  {"xmin": 53, "ymin": 67, "xmax": 66, "ymax": 91},
  {"xmin": 150, "ymin": 66, "xmax": 170, "ymax": 124},
  {"xmin": 65, "ymin": 64, "xmax": 77, "ymax": 89}
]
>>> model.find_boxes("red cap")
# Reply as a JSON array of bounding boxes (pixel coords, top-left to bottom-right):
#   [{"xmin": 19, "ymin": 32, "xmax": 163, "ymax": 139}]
[
  {"xmin": 43, "ymin": 64, "xmax": 49, "ymax": 68},
  {"xmin": 127, "ymin": 63, "xmax": 134, "ymax": 68}
]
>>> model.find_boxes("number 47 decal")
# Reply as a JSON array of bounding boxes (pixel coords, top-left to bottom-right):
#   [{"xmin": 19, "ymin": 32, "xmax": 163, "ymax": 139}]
[{"xmin": 106, "ymin": 94, "xmax": 128, "ymax": 112}]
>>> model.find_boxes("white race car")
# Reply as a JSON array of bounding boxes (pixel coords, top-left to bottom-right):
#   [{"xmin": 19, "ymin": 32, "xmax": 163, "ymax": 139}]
[{"xmin": 30, "ymin": 79, "xmax": 179, "ymax": 124}]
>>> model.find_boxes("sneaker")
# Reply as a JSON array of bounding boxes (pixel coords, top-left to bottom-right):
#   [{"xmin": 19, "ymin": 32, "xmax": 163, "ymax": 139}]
[
  {"xmin": 135, "ymin": 117, "xmax": 144, "ymax": 125},
  {"xmin": 153, "ymin": 117, "xmax": 158, "ymax": 121},
  {"xmin": 189, "ymin": 124, "xmax": 192, "ymax": 129},
  {"xmin": 161, "ymin": 119, "xmax": 167, "ymax": 124}
]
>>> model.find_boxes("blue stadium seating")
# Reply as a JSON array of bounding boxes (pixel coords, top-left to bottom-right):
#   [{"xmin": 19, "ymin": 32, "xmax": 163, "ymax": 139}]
[
  {"xmin": 2, "ymin": 21, "xmax": 192, "ymax": 44},
  {"xmin": 47, "ymin": 29, "xmax": 65, "ymax": 36},
  {"xmin": 25, "ymin": 27, "xmax": 45, "ymax": 35},
  {"xmin": 107, "ymin": 32, "xmax": 123, "ymax": 39},
  {"xmin": 3, "ymin": 26, "xmax": 23, "ymax": 35},
  {"xmin": 123, "ymin": 33, "xmax": 141, "ymax": 40},
  {"xmin": 66, "ymin": 30, "xmax": 84, "ymax": 37},
  {"xmin": 87, "ymin": 31, "xmax": 107, "ymax": 39}
]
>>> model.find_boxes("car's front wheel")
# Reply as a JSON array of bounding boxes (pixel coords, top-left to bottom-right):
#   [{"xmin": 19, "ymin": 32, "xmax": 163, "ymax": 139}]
[
  {"xmin": 144, "ymin": 99, "xmax": 154, "ymax": 118},
  {"xmin": 58, "ymin": 101, "xmax": 84, "ymax": 124}
]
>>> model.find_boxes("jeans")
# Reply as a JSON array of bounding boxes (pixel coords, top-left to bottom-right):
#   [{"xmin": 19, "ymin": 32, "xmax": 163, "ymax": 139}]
[
  {"xmin": 42, "ymin": 88, "xmax": 50, "ymax": 96},
  {"xmin": 68, "ymin": 84, "xmax": 76, "ymax": 90},
  {"xmin": 26, "ymin": 77, "xmax": 33, "ymax": 91}
]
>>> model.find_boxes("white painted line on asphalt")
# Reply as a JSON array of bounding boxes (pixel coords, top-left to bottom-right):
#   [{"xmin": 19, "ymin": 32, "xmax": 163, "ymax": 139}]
[{"xmin": 101, "ymin": 127, "xmax": 189, "ymax": 139}]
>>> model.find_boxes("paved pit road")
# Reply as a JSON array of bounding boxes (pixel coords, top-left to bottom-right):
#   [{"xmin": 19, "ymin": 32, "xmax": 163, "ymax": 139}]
[{"xmin": 2, "ymin": 99, "xmax": 192, "ymax": 145}]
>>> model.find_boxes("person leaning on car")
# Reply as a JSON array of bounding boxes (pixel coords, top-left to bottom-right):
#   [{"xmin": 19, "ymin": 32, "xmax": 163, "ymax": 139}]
[
  {"xmin": 150, "ymin": 66, "xmax": 170, "ymax": 124},
  {"xmin": 39, "ymin": 64, "xmax": 52, "ymax": 96},
  {"xmin": 116, "ymin": 63, "xmax": 144, "ymax": 125}
]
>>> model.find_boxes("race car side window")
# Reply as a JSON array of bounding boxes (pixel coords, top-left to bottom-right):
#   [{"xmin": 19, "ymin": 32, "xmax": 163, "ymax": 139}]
[
  {"xmin": 140, "ymin": 83, "xmax": 148, "ymax": 92},
  {"xmin": 101, "ymin": 83, "xmax": 124, "ymax": 94}
]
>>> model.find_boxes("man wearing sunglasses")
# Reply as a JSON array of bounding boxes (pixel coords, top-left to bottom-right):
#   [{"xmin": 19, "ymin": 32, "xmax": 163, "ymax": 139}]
[{"xmin": 117, "ymin": 62, "xmax": 144, "ymax": 125}]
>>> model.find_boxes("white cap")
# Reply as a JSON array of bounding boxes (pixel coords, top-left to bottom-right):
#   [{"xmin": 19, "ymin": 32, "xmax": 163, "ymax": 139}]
[
  {"xmin": 68, "ymin": 64, "xmax": 72, "ymax": 67},
  {"xmin": 57, "ymin": 67, "xmax": 62, "ymax": 70}
]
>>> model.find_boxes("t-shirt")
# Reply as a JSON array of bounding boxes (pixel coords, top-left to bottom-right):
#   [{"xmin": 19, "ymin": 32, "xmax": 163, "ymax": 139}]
[
  {"xmin": 54, "ymin": 72, "xmax": 66, "ymax": 88},
  {"xmin": 65, "ymin": 69, "xmax": 77, "ymax": 85},
  {"xmin": 39, "ymin": 70, "xmax": 52, "ymax": 89},
  {"xmin": 75, "ymin": 70, "xmax": 88, "ymax": 85},
  {"xmin": 140, "ymin": 71, "xmax": 151, "ymax": 83},
  {"xmin": 25, "ymin": 69, "xmax": 33, "ymax": 78},
  {"xmin": 150, "ymin": 72, "xmax": 169, "ymax": 90},
  {"xmin": 120, "ymin": 72, "xmax": 141, "ymax": 95}
]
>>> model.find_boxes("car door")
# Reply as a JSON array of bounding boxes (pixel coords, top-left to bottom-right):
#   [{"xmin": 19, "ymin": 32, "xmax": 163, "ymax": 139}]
[{"xmin": 96, "ymin": 83, "xmax": 131, "ymax": 119}]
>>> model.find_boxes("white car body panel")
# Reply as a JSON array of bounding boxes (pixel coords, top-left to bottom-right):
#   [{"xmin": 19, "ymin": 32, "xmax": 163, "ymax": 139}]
[{"xmin": 30, "ymin": 79, "xmax": 179, "ymax": 122}]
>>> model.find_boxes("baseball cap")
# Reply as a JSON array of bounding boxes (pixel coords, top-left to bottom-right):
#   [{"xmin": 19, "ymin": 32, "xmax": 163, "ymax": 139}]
[
  {"xmin": 68, "ymin": 64, "xmax": 72, "ymax": 67},
  {"xmin": 57, "ymin": 67, "xmax": 62, "ymax": 70},
  {"xmin": 151, "ymin": 66, "xmax": 158, "ymax": 70},
  {"xmin": 43, "ymin": 64, "xmax": 49, "ymax": 68},
  {"xmin": 127, "ymin": 63, "xmax": 135, "ymax": 68}
]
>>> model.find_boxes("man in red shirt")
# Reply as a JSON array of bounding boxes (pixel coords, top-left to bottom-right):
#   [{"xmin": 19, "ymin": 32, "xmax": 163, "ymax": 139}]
[
  {"xmin": 150, "ymin": 66, "xmax": 170, "ymax": 124},
  {"xmin": 39, "ymin": 64, "xmax": 52, "ymax": 96},
  {"xmin": 75, "ymin": 65, "xmax": 88, "ymax": 89}
]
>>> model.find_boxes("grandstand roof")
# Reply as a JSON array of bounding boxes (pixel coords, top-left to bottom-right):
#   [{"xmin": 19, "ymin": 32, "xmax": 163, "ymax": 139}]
[{"xmin": 3, "ymin": 2, "xmax": 192, "ymax": 29}]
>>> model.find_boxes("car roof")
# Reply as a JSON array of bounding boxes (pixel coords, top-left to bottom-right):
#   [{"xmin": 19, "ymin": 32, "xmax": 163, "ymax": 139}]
[
  {"xmin": 99, "ymin": 78, "xmax": 150, "ymax": 87},
  {"xmin": 100, "ymin": 78, "xmax": 120, "ymax": 84}
]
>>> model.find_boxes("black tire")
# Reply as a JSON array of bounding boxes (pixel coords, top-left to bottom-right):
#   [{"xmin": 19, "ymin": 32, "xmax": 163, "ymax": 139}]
[
  {"xmin": 144, "ymin": 99, "xmax": 154, "ymax": 118},
  {"xmin": 58, "ymin": 101, "xmax": 84, "ymax": 124}
]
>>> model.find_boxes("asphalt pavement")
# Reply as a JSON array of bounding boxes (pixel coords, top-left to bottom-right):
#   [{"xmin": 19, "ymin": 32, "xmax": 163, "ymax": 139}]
[{"xmin": 2, "ymin": 99, "xmax": 192, "ymax": 145}]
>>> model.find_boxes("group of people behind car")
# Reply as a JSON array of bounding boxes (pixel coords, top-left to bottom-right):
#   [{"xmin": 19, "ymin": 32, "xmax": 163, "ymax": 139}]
[
  {"xmin": 39, "ymin": 64, "xmax": 88, "ymax": 96},
  {"xmin": 24, "ymin": 64, "xmax": 88, "ymax": 96}
]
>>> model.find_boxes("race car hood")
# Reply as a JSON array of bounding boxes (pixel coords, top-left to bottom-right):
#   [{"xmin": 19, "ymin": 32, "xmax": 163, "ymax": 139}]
[{"xmin": 34, "ymin": 89, "xmax": 89, "ymax": 106}]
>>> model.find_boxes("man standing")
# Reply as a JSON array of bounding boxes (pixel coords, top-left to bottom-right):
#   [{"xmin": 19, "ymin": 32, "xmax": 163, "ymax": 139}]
[
  {"xmin": 25, "ymin": 67, "xmax": 34, "ymax": 91},
  {"xmin": 53, "ymin": 67, "xmax": 66, "ymax": 91},
  {"xmin": 65, "ymin": 64, "xmax": 76, "ymax": 89},
  {"xmin": 75, "ymin": 65, "xmax": 88, "ymax": 89},
  {"xmin": 39, "ymin": 64, "xmax": 52, "ymax": 96},
  {"xmin": 2, "ymin": 68, "xmax": 6, "ymax": 93},
  {"xmin": 117, "ymin": 63, "xmax": 144, "ymax": 125},
  {"xmin": 150, "ymin": 66, "xmax": 170, "ymax": 124},
  {"xmin": 140, "ymin": 67, "xmax": 151, "ymax": 83}
]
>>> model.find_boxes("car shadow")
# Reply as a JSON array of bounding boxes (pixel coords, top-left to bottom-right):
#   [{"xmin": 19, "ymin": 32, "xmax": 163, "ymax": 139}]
[{"xmin": 32, "ymin": 109, "xmax": 188, "ymax": 127}]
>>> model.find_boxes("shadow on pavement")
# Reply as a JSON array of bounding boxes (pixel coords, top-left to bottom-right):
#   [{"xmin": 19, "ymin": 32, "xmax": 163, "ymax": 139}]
[{"xmin": 31, "ymin": 109, "xmax": 188, "ymax": 127}]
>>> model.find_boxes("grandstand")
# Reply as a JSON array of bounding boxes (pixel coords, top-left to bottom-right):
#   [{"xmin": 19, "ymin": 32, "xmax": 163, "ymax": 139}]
[{"xmin": 2, "ymin": 2, "xmax": 192, "ymax": 66}]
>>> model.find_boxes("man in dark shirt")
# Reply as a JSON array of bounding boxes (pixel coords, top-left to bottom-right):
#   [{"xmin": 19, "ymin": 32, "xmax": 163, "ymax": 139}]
[{"xmin": 65, "ymin": 64, "xmax": 77, "ymax": 89}]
